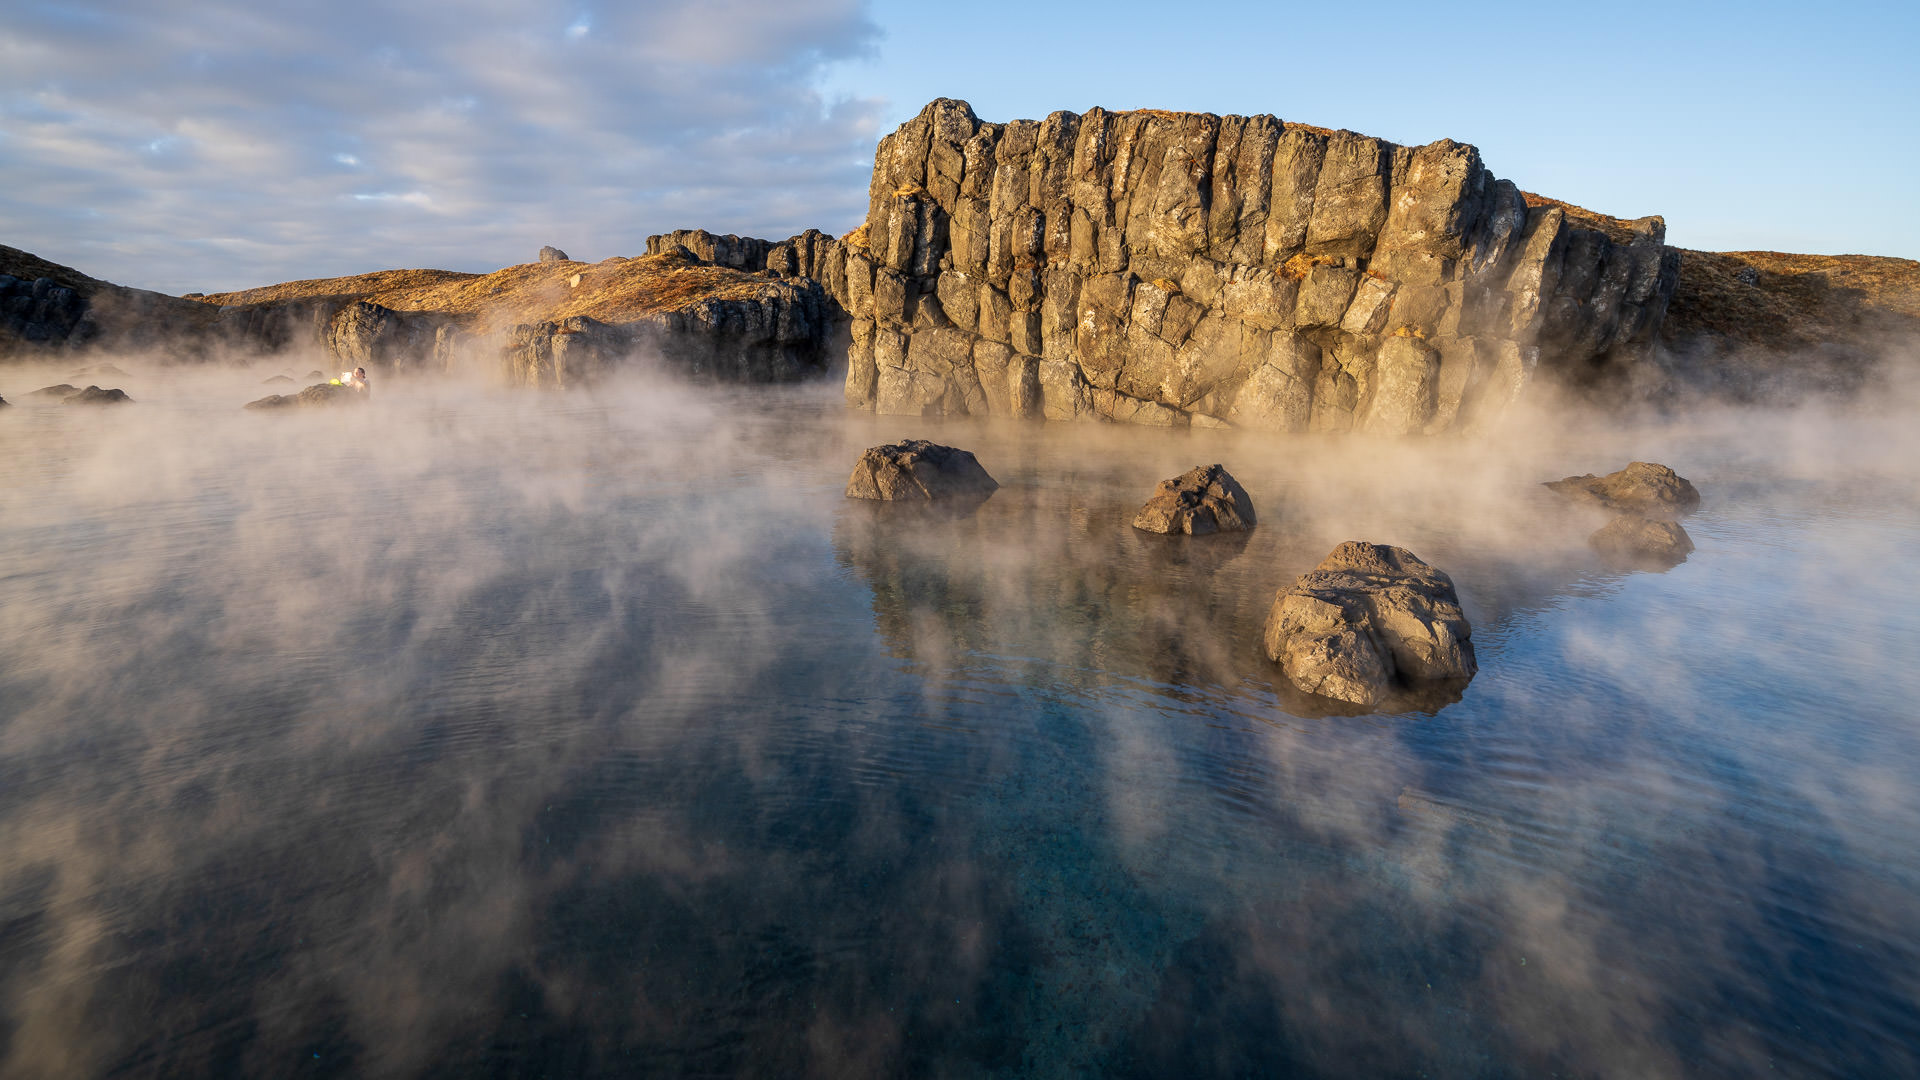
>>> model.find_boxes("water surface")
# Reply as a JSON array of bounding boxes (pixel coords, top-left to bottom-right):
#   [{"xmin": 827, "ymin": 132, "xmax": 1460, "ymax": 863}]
[{"xmin": 2, "ymin": 366, "xmax": 1917, "ymax": 1078}]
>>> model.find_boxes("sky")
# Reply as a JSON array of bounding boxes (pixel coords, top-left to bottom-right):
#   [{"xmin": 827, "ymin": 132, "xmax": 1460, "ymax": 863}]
[{"xmin": 1, "ymin": 0, "xmax": 1914, "ymax": 294}]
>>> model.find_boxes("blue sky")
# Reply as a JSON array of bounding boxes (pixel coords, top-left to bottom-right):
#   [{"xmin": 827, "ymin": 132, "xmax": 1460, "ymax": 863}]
[{"xmin": 1, "ymin": 0, "xmax": 1913, "ymax": 293}]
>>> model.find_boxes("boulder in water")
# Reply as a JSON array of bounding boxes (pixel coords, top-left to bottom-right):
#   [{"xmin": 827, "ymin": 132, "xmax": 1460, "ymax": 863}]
[
  {"xmin": 1263, "ymin": 541, "xmax": 1476, "ymax": 708},
  {"xmin": 846, "ymin": 439, "xmax": 998, "ymax": 501},
  {"xmin": 1546, "ymin": 462, "xmax": 1700, "ymax": 519},
  {"xmin": 262, "ymin": 374, "xmax": 295, "ymax": 385},
  {"xmin": 29, "ymin": 384, "xmax": 78, "ymax": 398},
  {"xmin": 63, "ymin": 385, "xmax": 131, "ymax": 404},
  {"xmin": 1133, "ymin": 464, "xmax": 1256, "ymax": 535},
  {"xmin": 1590, "ymin": 516, "xmax": 1694, "ymax": 563},
  {"xmin": 243, "ymin": 382, "xmax": 363, "ymax": 410}
]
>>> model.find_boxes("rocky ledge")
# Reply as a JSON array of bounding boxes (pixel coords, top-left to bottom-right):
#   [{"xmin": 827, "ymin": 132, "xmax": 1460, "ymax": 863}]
[{"xmin": 840, "ymin": 99, "xmax": 1680, "ymax": 433}]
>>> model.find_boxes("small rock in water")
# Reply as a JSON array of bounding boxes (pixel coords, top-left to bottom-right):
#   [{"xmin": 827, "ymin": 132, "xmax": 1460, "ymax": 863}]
[
  {"xmin": 305, "ymin": 370, "xmax": 326, "ymax": 381},
  {"xmin": 262, "ymin": 374, "xmax": 295, "ymax": 385},
  {"xmin": 29, "ymin": 384, "xmax": 78, "ymax": 398},
  {"xmin": 538, "ymin": 245, "xmax": 570, "ymax": 263},
  {"xmin": 1263, "ymin": 541, "xmax": 1476, "ymax": 708},
  {"xmin": 1545, "ymin": 461, "xmax": 1700, "ymax": 519},
  {"xmin": 846, "ymin": 439, "xmax": 998, "ymax": 501},
  {"xmin": 1133, "ymin": 464, "xmax": 1256, "ymax": 535},
  {"xmin": 1590, "ymin": 516, "xmax": 1694, "ymax": 563},
  {"xmin": 243, "ymin": 382, "xmax": 364, "ymax": 411},
  {"xmin": 63, "ymin": 385, "xmax": 132, "ymax": 405},
  {"xmin": 0, "ymin": 394, "xmax": 9, "ymax": 408}
]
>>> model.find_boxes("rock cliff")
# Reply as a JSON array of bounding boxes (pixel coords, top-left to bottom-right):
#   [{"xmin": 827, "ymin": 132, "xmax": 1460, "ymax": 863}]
[{"xmin": 838, "ymin": 99, "xmax": 1681, "ymax": 433}]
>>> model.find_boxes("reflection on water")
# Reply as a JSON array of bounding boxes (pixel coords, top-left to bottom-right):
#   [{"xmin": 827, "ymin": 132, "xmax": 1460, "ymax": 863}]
[{"xmin": 1, "ymin": 363, "xmax": 1918, "ymax": 1078}]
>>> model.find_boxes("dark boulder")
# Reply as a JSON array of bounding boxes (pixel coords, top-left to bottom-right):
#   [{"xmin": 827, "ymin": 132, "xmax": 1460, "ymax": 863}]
[
  {"xmin": 1263, "ymin": 541, "xmax": 1476, "ymax": 708},
  {"xmin": 846, "ymin": 439, "xmax": 999, "ymax": 501},
  {"xmin": 1546, "ymin": 461, "xmax": 1700, "ymax": 519},
  {"xmin": 538, "ymin": 245, "xmax": 570, "ymax": 263},
  {"xmin": 243, "ymin": 382, "xmax": 363, "ymax": 410},
  {"xmin": 1133, "ymin": 464, "xmax": 1256, "ymax": 535},
  {"xmin": 63, "ymin": 385, "xmax": 131, "ymax": 404}
]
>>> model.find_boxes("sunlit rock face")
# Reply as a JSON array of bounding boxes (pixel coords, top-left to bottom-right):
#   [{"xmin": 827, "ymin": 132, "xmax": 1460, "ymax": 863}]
[
  {"xmin": 840, "ymin": 99, "xmax": 1679, "ymax": 433},
  {"xmin": 1263, "ymin": 541, "xmax": 1476, "ymax": 708},
  {"xmin": 845, "ymin": 439, "xmax": 999, "ymax": 501},
  {"xmin": 1132, "ymin": 464, "xmax": 1255, "ymax": 535}
]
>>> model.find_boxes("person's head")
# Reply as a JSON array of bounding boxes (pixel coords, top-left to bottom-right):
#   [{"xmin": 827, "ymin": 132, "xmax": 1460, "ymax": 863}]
[{"xmin": 355, "ymin": 367, "xmax": 367, "ymax": 379}]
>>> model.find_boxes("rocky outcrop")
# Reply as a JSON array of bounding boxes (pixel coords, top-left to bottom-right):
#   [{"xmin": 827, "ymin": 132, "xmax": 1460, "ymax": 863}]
[
  {"xmin": 244, "ymin": 382, "xmax": 364, "ymax": 410},
  {"xmin": 498, "ymin": 276, "xmax": 842, "ymax": 386},
  {"xmin": 538, "ymin": 246, "xmax": 570, "ymax": 263},
  {"xmin": 840, "ymin": 99, "xmax": 1680, "ymax": 432},
  {"xmin": 325, "ymin": 301, "xmax": 454, "ymax": 373},
  {"xmin": 845, "ymin": 439, "xmax": 999, "ymax": 501},
  {"xmin": 1545, "ymin": 461, "xmax": 1700, "ymax": 519},
  {"xmin": 2, "ymin": 273, "xmax": 92, "ymax": 350},
  {"xmin": 1132, "ymin": 464, "xmax": 1256, "ymax": 534},
  {"xmin": 63, "ymin": 385, "xmax": 131, "ymax": 405},
  {"xmin": 1263, "ymin": 541, "xmax": 1476, "ymax": 707}
]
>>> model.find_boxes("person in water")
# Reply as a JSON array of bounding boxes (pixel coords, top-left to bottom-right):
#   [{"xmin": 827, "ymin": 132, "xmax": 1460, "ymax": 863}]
[{"xmin": 339, "ymin": 367, "xmax": 370, "ymax": 394}]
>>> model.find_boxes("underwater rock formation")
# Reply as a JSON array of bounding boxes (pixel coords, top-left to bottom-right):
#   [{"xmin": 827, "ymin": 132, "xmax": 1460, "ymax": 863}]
[
  {"xmin": 1590, "ymin": 515, "xmax": 1695, "ymax": 563},
  {"xmin": 1263, "ymin": 541, "xmax": 1476, "ymax": 707},
  {"xmin": 1132, "ymin": 464, "xmax": 1256, "ymax": 534},
  {"xmin": 840, "ymin": 99, "xmax": 1680, "ymax": 432}
]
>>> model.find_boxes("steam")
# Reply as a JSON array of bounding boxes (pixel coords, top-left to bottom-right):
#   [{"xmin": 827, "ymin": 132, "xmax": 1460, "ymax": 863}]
[{"xmin": 1, "ymin": 347, "xmax": 1917, "ymax": 1076}]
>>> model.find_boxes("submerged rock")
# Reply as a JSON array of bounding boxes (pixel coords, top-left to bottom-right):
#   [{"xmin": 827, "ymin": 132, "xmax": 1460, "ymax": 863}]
[
  {"xmin": 846, "ymin": 439, "xmax": 999, "ymax": 501},
  {"xmin": 63, "ymin": 385, "xmax": 131, "ymax": 404},
  {"xmin": 1590, "ymin": 515, "xmax": 1694, "ymax": 563},
  {"xmin": 262, "ymin": 374, "xmax": 295, "ymax": 384},
  {"xmin": 1546, "ymin": 461, "xmax": 1700, "ymax": 519},
  {"xmin": 1263, "ymin": 541, "xmax": 1476, "ymax": 708},
  {"xmin": 1133, "ymin": 464, "xmax": 1256, "ymax": 535}
]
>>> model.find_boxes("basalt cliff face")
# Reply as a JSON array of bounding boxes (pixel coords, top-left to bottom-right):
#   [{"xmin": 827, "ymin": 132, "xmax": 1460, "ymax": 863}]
[{"xmin": 838, "ymin": 99, "xmax": 1679, "ymax": 432}]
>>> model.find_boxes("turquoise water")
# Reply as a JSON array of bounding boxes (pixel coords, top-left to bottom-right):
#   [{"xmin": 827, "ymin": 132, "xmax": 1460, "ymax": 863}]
[{"xmin": 1, "ymin": 368, "xmax": 1916, "ymax": 1077}]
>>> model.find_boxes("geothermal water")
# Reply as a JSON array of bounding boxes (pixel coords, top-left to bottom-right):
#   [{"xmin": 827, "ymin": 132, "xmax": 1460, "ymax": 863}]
[{"xmin": 1, "ymin": 362, "xmax": 1917, "ymax": 1078}]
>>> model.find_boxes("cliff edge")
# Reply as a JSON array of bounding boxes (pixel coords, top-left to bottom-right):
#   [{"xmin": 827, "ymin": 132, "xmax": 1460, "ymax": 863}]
[{"xmin": 838, "ymin": 99, "xmax": 1679, "ymax": 433}]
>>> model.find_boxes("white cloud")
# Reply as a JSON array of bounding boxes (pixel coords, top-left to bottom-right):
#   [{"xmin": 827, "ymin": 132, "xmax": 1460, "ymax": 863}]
[{"xmin": 0, "ymin": 0, "xmax": 885, "ymax": 292}]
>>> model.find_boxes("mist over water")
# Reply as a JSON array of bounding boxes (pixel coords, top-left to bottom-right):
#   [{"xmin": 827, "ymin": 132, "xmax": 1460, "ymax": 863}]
[{"xmin": 2, "ymin": 359, "xmax": 1917, "ymax": 1078}]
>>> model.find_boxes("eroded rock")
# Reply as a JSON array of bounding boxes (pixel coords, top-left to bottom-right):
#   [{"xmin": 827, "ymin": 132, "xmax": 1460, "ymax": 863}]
[
  {"xmin": 846, "ymin": 439, "xmax": 999, "ymax": 501},
  {"xmin": 1133, "ymin": 464, "xmax": 1256, "ymax": 535},
  {"xmin": 538, "ymin": 246, "xmax": 570, "ymax": 263},
  {"xmin": 29, "ymin": 384, "xmax": 78, "ymax": 398},
  {"xmin": 840, "ymin": 99, "xmax": 1681, "ymax": 432},
  {"xmin": 1262, "ymin": 541, "xmax": 1476, "ymax": 708},
  {"xmin": 1545, "ymin": 461, "xmax": 1700, "ymax": 519}
]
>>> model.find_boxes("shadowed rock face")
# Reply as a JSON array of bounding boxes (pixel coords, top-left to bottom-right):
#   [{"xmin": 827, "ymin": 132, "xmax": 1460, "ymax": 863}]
[
  {"xmin": 1263, "ymin": 541, "xmax": 1475, "ymax": 708},
  {"xmin": 1132, "ymin": 464, "xmax": 1256, "ymax": 535},
  {"xmin": 846, "ymin": 440, "xmax": 999, "ymax": 501},
  {"xmin": 62, "ymin": 385, "xmax": 131, "ymax": 405},
  {"xmin": 1546, "ymin": 461, "xmax": 1701, "ymax": 519},
  {"xmin": 839, "ymin": 99, "xmax": 1679, "ymax": 433}
]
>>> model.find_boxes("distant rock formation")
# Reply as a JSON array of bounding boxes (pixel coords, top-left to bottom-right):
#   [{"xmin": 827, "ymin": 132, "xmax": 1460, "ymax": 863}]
[
  {"xmin": 838, "ymin": 98, "xmax": 1681, "ymax": 432},
  {"xmin": 63, "ymin": 385, "xmax": 132, "ymax": 404},
  {"xmin": 1132, "ymin": 464, "xmax": 1256, "ymax": 534},
  {"xmin": 1263, "ymin": 541, "xmax": 1476, "ymax": 707},
  {"xmin": 538, "ymin": 245, "xmax": 570, "ymax": 263}
]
